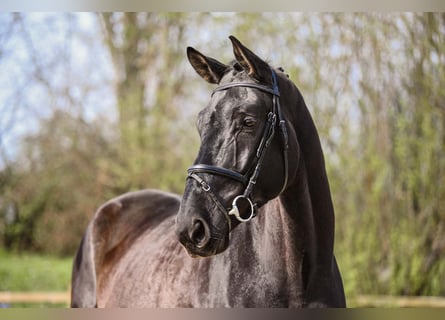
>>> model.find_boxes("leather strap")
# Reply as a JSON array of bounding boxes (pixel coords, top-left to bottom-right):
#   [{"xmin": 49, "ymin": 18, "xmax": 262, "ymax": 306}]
[
  {"xmin": 212, "ymin": 82, "xmax": 280, "ymax": 97},
  {"xmin": 187, "ymin": 164, "xmax": 248, "ymax": 185}
]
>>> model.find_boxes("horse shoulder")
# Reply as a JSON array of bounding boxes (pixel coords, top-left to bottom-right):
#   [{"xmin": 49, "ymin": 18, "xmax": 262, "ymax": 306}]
[{"xmin": 70, "ymin": 189, "xmax": 181, "ymax": 307}]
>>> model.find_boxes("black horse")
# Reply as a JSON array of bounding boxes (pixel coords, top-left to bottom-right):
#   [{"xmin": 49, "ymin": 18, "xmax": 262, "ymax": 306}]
[{"xmin": 71, "ymin": 36, "xmax": 346, "ymax": 308}]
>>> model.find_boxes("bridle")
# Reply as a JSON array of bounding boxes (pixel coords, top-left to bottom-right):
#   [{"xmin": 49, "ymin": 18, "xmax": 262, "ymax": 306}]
[{"xmin": 187, "ymin": 68, "xmax": 289, "ymax": 231}]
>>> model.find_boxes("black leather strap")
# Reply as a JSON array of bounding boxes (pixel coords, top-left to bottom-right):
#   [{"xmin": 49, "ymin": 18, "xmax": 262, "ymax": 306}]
[
  {"xmin": 187, "ymin": 164, "xmax": 248, "ymax": 185},
  {"xmin": 212, "ymin": 82, "xmax": 280, "ymax": 97}
]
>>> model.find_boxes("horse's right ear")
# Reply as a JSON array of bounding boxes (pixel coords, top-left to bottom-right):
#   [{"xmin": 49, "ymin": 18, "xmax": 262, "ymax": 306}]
[{"xmin": 187, "ymin": 47, "xmax": 227, "ymax": 84}]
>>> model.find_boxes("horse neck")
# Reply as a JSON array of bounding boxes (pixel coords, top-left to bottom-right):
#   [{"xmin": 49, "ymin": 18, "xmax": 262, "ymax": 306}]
[{"xmin": 234, "ymin": 83, "xmax": 336, "ymax": 269}]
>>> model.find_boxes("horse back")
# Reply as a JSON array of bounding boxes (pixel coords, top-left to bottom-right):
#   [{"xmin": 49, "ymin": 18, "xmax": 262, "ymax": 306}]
[{"xmin": 70, "ymin": 189, "xmax": 180, "ymax": 307}]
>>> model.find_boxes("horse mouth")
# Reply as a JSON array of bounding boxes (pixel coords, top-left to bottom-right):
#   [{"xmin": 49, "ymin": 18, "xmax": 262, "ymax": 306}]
[{"xmin": 179, "ymin": 233, "xmax": 229, "ymax": 258}]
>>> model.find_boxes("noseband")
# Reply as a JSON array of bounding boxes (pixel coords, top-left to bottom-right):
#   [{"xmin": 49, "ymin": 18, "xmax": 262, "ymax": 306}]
[{"xmin": 187, "ymin": 68, "xmax": 289, "ymax": 230}]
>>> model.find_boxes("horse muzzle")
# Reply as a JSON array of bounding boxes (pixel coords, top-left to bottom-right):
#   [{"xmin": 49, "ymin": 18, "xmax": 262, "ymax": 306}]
[{"xmin": 176, "ymin": 214, "xmax": 229, "ymax": 258}]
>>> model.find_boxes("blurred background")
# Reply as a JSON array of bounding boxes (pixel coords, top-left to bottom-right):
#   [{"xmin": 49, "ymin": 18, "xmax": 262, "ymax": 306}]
[{"xmin": 0, "ymin": 12, "xmax": 444, "ymax": 307}]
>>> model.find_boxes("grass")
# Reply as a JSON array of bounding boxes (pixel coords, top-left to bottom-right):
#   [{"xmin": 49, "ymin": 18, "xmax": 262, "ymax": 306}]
[
  {"xmin": 0, "ymin": 249, "xmax": 72, "ymax": 292},
  {"xmin": 0, "ymin": 249, "xmax": 72, "ymax": 307}
]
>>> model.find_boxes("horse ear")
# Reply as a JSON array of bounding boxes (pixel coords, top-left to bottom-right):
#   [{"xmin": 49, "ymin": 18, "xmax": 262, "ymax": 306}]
[
  {"xmin": 229, "ymin": 35, "xmax": 270, "ymax": 83},
  {"xmin": 187, "ymin": 47, "xmax": 227, "ymax": 84}
]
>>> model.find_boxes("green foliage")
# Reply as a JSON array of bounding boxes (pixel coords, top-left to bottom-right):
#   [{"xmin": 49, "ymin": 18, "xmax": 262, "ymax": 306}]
[{"xmin": 325, "ymin": 13, "xmax": 445, "ymax": 298}]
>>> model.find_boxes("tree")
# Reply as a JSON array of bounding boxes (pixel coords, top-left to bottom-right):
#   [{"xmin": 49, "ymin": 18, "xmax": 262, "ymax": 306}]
[{"xmin": 98, "ymin": 13, "xmax": 195, "ymax": 193}]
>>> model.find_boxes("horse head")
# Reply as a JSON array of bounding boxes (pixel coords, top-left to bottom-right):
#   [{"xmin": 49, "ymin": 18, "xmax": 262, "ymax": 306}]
[{"xmin": 176, "ymin": 36, "xmax": 300, "ymax": 257}]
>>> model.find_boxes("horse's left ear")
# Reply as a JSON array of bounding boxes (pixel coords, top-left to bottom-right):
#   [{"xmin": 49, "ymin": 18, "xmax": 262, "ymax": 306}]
[{"xmin": 229, "ymin": 35, "xmax": 271, "ymax": 83}]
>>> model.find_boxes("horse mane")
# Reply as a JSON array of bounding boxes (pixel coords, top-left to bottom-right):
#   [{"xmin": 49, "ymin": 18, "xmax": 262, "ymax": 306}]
[{"xmin": 287, "ymin": 79, "xmax": 336, "ymax": 272}]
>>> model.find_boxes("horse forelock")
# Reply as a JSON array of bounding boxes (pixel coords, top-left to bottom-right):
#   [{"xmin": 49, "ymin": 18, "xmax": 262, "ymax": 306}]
[{"xmin": 218, "ymin": 60, "xmax": 253, "ymax": 85}]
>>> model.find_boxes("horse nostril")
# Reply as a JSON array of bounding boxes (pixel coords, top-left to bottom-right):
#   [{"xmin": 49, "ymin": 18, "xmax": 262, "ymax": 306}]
[{"xmin": 189, "ymin": 219, "xmax": 208, "ymax": 248}]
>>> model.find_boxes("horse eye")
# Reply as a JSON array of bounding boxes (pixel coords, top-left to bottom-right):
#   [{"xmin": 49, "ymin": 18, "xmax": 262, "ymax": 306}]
[{"xmin": 243, "ymin": 117, "xmax": 256, "ymax": 128}]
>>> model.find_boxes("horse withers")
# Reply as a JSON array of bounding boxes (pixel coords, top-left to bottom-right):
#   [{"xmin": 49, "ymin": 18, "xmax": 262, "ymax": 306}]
[{"xmin": 71, "ymin": 36, "xmax": 346, "ymax": 308}]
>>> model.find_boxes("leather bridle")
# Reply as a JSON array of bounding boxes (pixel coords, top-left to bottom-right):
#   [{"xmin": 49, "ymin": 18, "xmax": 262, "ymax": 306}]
[{"xmin": 187, "ymin": 68, "xmax": 289, "ymax": 231}]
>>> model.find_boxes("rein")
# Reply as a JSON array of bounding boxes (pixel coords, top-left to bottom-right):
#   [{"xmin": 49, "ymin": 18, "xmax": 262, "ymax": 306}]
[{"xmin": 187, "ymin": 69, "xmax": 289, "ymax": 231}]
